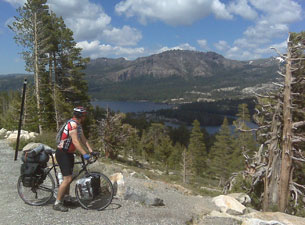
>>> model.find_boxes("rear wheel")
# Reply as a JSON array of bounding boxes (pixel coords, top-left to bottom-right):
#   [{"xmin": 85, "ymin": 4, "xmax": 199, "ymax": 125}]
[
  {"xmin": 17, "ymin": 172, "xmax": 55, "ymax": 206},
  {"xmin": 75, "ymin": 172, "xmax": 114, "ymax": 210}
]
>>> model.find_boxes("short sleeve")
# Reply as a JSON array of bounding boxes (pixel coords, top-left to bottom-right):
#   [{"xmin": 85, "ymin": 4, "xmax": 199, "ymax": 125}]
[{"xmin": 69, "ymin": 121, "xmax": 78, "ymax": 131}]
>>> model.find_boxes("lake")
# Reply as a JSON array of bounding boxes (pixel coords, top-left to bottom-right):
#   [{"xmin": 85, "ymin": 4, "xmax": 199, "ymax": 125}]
[
  {"xmin": 92, "ymin": 100, "xmax": 257, "ymax": 134},
  {"xmin": 92, "ymin": 100, "xmax": 173, "ymax": 113}
]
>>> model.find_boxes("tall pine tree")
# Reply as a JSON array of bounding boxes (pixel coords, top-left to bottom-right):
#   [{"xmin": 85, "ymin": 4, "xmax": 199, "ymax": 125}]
[{"xmin": 188, "ymin": 120, "xmax": 207, "ymax": 176}]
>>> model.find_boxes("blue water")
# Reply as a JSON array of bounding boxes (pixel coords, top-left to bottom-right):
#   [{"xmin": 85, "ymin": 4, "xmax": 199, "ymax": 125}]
[
  {"xmin": 92, "ymin": 101, "xmax": 258, "ymax": 134},
  {"xmin": 92, "ymin": 100, "xmax": 172, "ymax": 113}
]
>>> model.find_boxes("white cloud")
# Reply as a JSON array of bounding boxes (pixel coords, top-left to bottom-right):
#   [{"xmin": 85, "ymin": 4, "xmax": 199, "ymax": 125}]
[
  {"xmin": 102, "ymin": 26, "xmax": 142, "ymax": 46},
  {"xmin": 115, "ymin": 0, "xmax": 232, "ymax": 26},
  {"xmin": 197, "ymin": 39, "xmax": 209, "ymax": 50},
  {"xmin": 76, "ymin": 40, "xmax": 145, "ymax": 59},
  {"xmin": 214, "ymin": 40, "xmax": 230, "ymax": 51},
  {"xmin": 217, "ymin": 0, "xmax": 302, "ymax": 60},
  {"xmin": 228, "ymin": 0, "xmax": 258, "ymax": 20},
  {"xmin": 48, "ymin": 0, "xmax": 142, "ymax": 46},
  {"xmin": 248, "ymin": 0, "xmax": 302, "ymax": 24},
  {"xmin": 157, "ymin": 43, "xmax": 196, "ymax": 53}
]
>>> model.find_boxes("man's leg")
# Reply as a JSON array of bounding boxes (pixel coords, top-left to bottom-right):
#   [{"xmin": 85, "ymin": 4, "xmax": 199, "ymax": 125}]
[
  {"xmin": 57, "ymin": 175, "xmax": 72, "ymax": 201},
  {"xmin": 53, "ymin": 175, "xmax": 72, "ymax": 212}
]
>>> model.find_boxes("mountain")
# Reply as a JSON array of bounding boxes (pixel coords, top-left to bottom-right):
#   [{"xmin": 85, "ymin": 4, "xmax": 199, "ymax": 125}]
[
  {"xmin": 0, "ymin": 50, "xmax": 280, "ymax": 102},
  {"xmin": 85, "ymin": 50, "xmax": 280, "ymax": 102}
]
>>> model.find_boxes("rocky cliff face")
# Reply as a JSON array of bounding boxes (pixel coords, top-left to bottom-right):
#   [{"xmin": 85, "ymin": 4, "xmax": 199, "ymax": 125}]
[{"xmin": 86, "ymin": 50, "xmax": 278, "ymax": 82}]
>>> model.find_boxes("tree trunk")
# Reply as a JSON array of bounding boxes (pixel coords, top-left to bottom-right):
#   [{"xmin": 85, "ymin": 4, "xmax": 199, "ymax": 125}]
[
  {"xmin": 263, "ymin": 103, "xmax": 282, "ymax": 211},
  {"xmin": 279, "ymin": 41, "xmax": 293, "ymax": 212},
  {"xmin": 50, "ymin": 52, "xmax": 60, "ymax": 130},
  {"xmin": 34, "ymin": 12, "xmax": 42, "ymax": 134}
]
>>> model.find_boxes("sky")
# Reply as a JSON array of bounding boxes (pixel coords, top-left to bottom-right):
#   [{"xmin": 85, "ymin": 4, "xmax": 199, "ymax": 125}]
[{"xmin": 0, "ymin": 0, "xmax": 304, "ymax": 74}]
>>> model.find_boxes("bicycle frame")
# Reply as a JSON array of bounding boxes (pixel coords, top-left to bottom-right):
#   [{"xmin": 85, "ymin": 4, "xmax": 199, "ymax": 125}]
[{"xmin": 46, "ymin": 153, "xmax": 93, "ymax": 188}]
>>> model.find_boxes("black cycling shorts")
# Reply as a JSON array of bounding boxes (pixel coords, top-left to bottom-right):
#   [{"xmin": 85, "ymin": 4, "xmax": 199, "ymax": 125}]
[{"xmin": 55, "ymin": 149, "xmax": 75, "ymax": 176}]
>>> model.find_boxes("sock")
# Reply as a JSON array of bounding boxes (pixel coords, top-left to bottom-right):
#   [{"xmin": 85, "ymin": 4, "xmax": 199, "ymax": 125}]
[{"xmin": 55, "ymin": 199, "xmax": 62, "ymax": 205}]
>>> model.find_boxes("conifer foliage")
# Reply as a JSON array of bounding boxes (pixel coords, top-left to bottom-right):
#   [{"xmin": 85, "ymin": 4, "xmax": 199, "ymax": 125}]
[{"xmin": 8, "ymin": 0, "xmax": 90, "ymax": 133}]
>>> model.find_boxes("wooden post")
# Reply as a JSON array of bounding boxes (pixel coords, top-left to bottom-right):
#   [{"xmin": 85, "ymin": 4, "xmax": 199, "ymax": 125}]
[{"xmin": 14, "ymin": 79, "xmax": 27, "ymax": 161}]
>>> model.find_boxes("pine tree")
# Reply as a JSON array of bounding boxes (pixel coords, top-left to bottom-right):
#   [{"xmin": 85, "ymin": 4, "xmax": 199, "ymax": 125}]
[
  {"xmin": 233, "ymin": 103, "xmax": 257, "ymax": 170},
  {"xmin": 209, "ymin": 117, "xmax": 235, "ymax": 183},
  {"xmin": 188, "ymin": 120, "xmax": 207, "ymax": 176},
  {"xmin": 155, "ymin": 135, "xmax": 174, "ymax": 173},
  {"xmin": 9, "ymin": 0, "xmax": 51, "ymax": 133},
  {"xmin": 140, "ymin": 123, "xmax": 167, "ymax": 161}
]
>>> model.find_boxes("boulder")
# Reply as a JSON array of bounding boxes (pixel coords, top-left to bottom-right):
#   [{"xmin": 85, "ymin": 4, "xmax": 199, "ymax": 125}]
[
  {"xmin": 212, "ymin": 195, "xmax": 246, "ymax": 215},
  {"xmin": 7, "ymin": 133, "xmax": 18, "ymax": 143},
  {"xmin": 195, "ymin": 210, "xmax": 242, "ymax": 225},
  {"xmin": 29, "ymin": 132, "xmax": 38, "ymax": 138},
  {"xmin": 123, "ymin": 186, "xmax": 164, "ymax": 206},
  {"xmin": 109, "ymin": 172, "xmax": 125, "ymax": 198},
  {"xmin": 242, "ymin": 218, "xmax": 285, "ymax": 225},
  {"xmin": 0, "ymin": 128, "xmax": 7, "ymax": 138},
  {"xmin": 4, "ymin": 131, "xmax": 12, "ymax": 138},
  {"xmin": 243, "ymin": 212, "xmax": 305, "ymax": 225},
  {"xmin": 227, "ymin": 193, "xmax": 251, "ymax": 205}
]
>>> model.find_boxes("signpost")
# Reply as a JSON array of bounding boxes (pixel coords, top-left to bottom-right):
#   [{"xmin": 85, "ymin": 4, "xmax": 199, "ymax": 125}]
[{"xmin": 14, "ymin": 79, "xmax": 27, "ymax": 161}]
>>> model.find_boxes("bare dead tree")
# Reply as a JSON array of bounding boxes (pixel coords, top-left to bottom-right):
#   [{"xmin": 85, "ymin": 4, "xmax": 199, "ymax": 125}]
[{"xmin": 249, "ymin": 32, "xmax": 305, "ymax": 213}]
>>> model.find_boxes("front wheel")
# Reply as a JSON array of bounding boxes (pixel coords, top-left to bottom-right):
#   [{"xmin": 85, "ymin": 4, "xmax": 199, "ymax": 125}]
[
  {"xmin": 17, "ymin": 172, "xmax": 55, "ymax": 206},
  {"xmin": 75, "ymin": 172, "xmax": 114, "ymax": 210}
]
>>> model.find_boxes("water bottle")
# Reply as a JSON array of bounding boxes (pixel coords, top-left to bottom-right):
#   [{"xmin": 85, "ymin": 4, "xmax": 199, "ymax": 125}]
[{"xmin": 58, "ymin": 172, "xmax": 63, "ymax": 184}]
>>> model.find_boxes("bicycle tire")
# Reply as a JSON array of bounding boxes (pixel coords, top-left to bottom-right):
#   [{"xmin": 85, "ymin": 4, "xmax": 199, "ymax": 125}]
[
  {"xmin": 75, "ymin": 172, "xmax": 114, "ymax": 210},
  {"xmin": 17, "ymin": 172, "xmax": 55, "ymax": 206}
]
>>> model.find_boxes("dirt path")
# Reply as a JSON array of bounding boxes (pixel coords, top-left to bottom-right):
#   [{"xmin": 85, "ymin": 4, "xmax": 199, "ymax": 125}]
[{"xmin": 0, "ymin": 140, "xmax": 216, "ymax": 225}]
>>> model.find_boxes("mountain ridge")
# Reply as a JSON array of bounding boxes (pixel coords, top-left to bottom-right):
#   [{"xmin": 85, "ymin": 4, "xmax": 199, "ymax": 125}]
[{"xmin": 85, "ymin": 50, "xmax": 280, "ymax": 102}]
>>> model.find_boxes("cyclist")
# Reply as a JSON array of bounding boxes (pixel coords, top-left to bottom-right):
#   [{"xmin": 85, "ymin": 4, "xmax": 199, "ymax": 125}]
[{"xmin": 53, "ymin": 106, "xmax": 94, "ymax": 212}]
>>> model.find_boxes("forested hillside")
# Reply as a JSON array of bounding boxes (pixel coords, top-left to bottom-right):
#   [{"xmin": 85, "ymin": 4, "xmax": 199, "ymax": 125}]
[
  {"xmin": 1, "ymin": 0, "xmax": 305, "ymax": 218},
  {"xmin": 85, "ymin": 50, "xmax": 280, "ymax": 102}
]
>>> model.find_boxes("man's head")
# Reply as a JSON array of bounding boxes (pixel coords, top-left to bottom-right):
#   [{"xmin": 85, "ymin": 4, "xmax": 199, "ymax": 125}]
[{"xmin": 73, "ymin": 106, "xmax": 87, "ymax": 121}]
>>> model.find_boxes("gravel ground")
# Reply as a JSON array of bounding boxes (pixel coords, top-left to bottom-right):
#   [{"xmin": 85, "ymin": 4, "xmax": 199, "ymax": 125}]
[{"xmin": 0, "ymin": 140, "xmax": 216, "ymax": 225}]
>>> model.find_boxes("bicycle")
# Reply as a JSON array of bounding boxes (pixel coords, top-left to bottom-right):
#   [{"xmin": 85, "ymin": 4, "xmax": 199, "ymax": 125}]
[{"xmin": 17, "ymin": 148, "xmax": 114, "ymax": 211}]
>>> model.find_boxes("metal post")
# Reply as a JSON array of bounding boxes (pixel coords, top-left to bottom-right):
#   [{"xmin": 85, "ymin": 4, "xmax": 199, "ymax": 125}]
[{"xmin": 14, "ymin": 79, "xmax": 27, "ymax": 161}]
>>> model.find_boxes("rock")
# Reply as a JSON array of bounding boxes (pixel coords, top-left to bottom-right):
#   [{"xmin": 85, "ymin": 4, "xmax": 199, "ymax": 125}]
[
  {"xmin": 170, "ymin": 183, "xmax": 193, "ymax": 195},
  {"xmin": 242, "ymin": 218, "xmax": 285, "ymax": 225},
  {"xmin": 195, "ymin": 210, "xmax": 242, "ymax": 225},
  {"xmin": 0, "ymin": 128, "xmax": 7, "ymax": 138},
  {"xmin": 212, "ymin": 195, "xmax": 246, "ymax": 215},
  {"xmin": 227, "ymin": 193, "xmax": 251, "ymax": 205},
  {"xmin": 4, "ymin": 131, "xmax": 12, "ymax": 138},
  {"xmin": 123, "ymin": 187, "xmax": 164, "ymax": 206},
  {"xmin": 243, "ymin": 212, "xmax": 305, "ymax": 225},
  {"xmin": 29, "ymin": 132, "xmax": 38, "ymax": 138},
  {"xmin": 109, "ymin": 172, "xmax": 125, "ymax": 198},
  {"xmin": 6, "ymin": 133, "xmax": 18, "ymax": 143}
]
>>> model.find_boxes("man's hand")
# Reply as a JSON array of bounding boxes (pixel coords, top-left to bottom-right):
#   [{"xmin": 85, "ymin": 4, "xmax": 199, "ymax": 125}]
[
  {"xmin": 90, "ymin": 152, "xmax": 99, "ymax": 157},
  {"xmin": 83, "ymin": 154, "xmax": 90, "ymax": 160}
]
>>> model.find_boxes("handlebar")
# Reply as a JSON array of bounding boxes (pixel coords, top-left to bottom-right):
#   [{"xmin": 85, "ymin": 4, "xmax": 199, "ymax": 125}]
[{"xmin": 82, "ymin": 152, "xmax": 100, "ymax": 165}]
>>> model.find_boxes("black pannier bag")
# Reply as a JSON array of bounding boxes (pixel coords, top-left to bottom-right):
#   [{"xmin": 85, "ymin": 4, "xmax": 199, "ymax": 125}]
[
  {"xmin": 76, "ymin": 174, "xmax": 101, "ymax": 200},
  {"xmin": 20, "ymin": 145, "xmax": 49, "ymax": 187},
  {"xmin": 91, "ymin": 174, "xmax": 101, "ymax": 198}
]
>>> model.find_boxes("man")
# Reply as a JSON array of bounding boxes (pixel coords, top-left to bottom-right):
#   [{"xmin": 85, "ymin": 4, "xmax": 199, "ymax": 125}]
[{"xmin": 53, "ymin": 106, "xmax": 93, "ymax": 212}]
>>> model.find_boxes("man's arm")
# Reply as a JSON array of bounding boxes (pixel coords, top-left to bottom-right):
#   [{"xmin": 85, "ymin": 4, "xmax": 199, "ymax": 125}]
[
  {"xmin": 80, "ymin": 131, "xmax": 93, "ymax": 153},
  {"xmin": 70, "ymin": 129, "xmax": 87, "ymax": 156}
]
